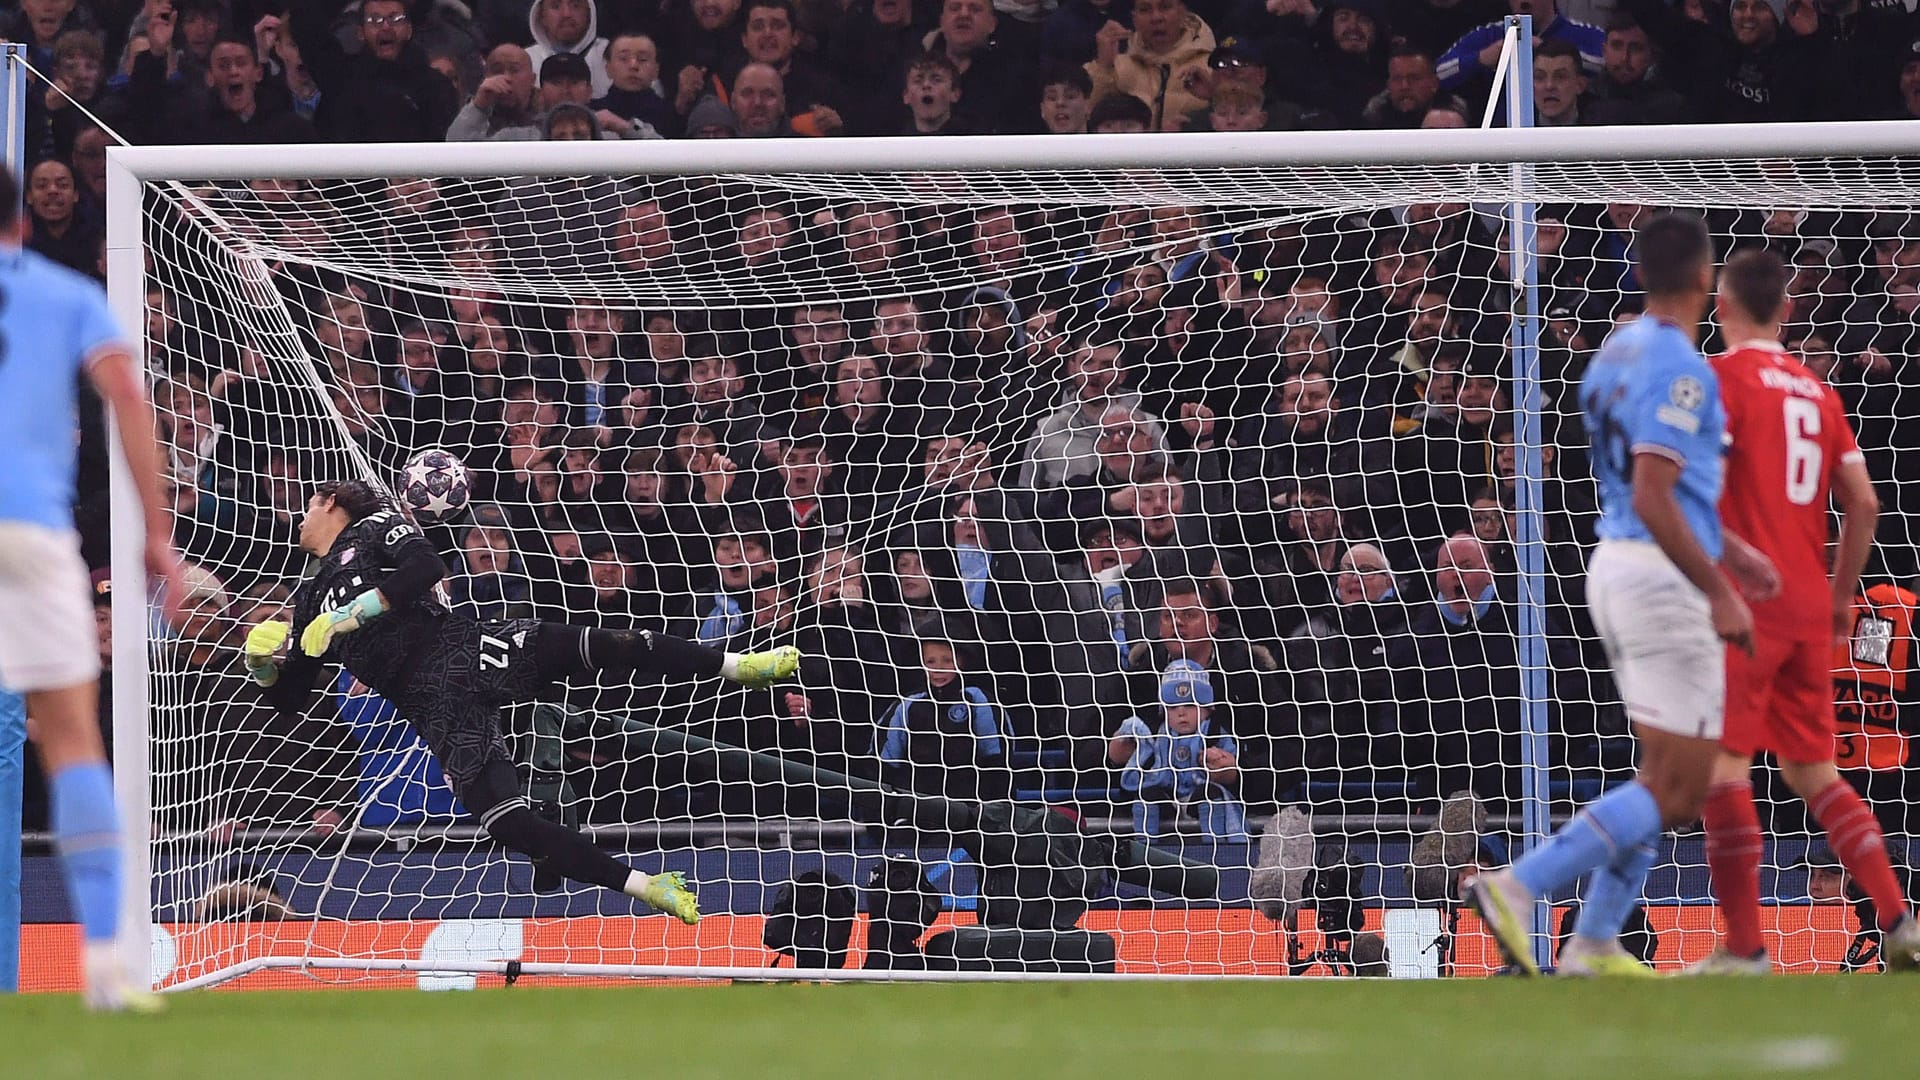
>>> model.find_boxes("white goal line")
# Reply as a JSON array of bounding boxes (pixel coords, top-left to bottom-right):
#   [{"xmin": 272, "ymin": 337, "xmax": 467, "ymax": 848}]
[{"xmin": 165, "ymin": 956, "xmax": 1322, "ymax": 991}]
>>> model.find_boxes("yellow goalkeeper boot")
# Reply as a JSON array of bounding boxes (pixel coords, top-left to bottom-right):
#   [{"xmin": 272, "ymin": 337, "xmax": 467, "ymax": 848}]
[
  {"xmin": 1884, "ymin": 915, "xmax": 1920, "ymax": 972},
  {"xmin": 731, "ymin": 646, "xmax": 800, "ymax": 688},
  {"xmin": 1466, "ymin": 868, "xmax": 1540, "ymax": 977},
  {"xmin": 1557, "ymin": 936, "xmax": 1660, "ymax": 978},
  {"xmin": 83, "ymin": 947, "xmax": 166, "ymax": 1014},
  {"xmin": 635, "ymin": 871, "xmax": 701, "ymax": 927}
]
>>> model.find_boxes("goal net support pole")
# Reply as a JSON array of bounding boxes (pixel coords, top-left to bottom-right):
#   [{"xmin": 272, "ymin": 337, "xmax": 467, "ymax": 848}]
[
  {"xmin": 1499, "ymin": 13, "xmax": 1557, "ymax": 975},
  {"xmin": 0, "ymin": 40, "xmax": 26, "ymax": 995}
]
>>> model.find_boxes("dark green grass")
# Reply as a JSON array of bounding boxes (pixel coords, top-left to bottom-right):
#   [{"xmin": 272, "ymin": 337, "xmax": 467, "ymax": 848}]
[{"xmin": 6, "ymin": 978, "xmax": 1918, "ymax": 1079}]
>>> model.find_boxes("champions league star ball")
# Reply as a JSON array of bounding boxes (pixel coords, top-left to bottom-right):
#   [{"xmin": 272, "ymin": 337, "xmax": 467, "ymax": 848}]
[{"xmin": 399, "ymin": 448, "xmax": 471, "ymax": 523}]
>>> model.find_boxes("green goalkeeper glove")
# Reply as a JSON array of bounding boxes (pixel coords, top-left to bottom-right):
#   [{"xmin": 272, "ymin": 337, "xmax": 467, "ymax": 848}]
[
  {"xmin": 299, "ymin": 589, "xmax": 388, "ymax": 658},
  {"xmin": 244, "ymin": 620, "xmax": 291, "ymax": 687}
]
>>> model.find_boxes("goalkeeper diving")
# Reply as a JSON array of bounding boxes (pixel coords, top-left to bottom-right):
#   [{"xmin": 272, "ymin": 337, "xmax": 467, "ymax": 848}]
[{"xmin": 245, "ymin": 479, "xmax": 799, "ymax": 923}]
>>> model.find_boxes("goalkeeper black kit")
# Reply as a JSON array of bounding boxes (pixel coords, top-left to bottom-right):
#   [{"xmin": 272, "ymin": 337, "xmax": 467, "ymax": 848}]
[
  {"xmin": 264, "ymin": 509, "xmax": 566, "ymax": 816},
  {"xmin": 264, "ymin": 509, "xmax": 725, "ymax": 819}
]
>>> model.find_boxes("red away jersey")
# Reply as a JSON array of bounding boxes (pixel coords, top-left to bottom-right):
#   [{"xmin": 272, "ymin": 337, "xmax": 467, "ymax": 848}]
[{"xmin": 1712, "ymin": 342, "xmax": 1864, "ymax": 639}]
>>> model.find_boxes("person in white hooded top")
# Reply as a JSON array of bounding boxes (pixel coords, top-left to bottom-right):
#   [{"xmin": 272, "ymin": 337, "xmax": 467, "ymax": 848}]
[{"xmin": 526, "ymin": 0, "xmax": 611, "ymax": 97}]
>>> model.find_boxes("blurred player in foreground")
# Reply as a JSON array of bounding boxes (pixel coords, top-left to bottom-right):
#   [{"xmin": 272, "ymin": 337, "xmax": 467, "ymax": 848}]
[
  {"xmin": 1470, "ymin": 213, "xmax": 1777, "ymax": 976},
  {"xmin": 244, "ymin": 480, "xmax": 799, "ymax": 922},
  {"xmin": 0, "ymin": 170, "xmax": 186, "ymax": 1010},
  {"xmin": 1691, "ymin": 248, "xmax": 1919, "ymax": 974}
]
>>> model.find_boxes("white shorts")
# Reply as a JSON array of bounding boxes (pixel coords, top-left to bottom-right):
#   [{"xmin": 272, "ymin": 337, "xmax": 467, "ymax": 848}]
[
  {"xmin": 1587, "ymin": 539, "xmax": 1724, "ymax": 741},
  {"xmin": 0, "ymin": 521, "xmax": 101, "ymax": 693}
]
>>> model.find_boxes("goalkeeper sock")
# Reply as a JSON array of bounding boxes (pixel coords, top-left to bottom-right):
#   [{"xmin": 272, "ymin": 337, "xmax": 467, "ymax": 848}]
[
  {"xmin": 50, "ymin": 761, "xmax": 122, "ymax": 944},
  {"xmin": 1576, "ymin": 841, "xmax": 1656, "ymax": 944},
  {"xmin": 1513, "ymin": 781, "xmax": 1661, "ymax": 897},
  {"xmin": 582, "ymin": 628, "xmax": 724, "ymax": 678},
  {"xmin": 484, "ymin": 806, "xmax": 632, "ymax": 892},
  {"xmin": 620, "ymin": 870, "xmax": 655, "ymax": 901},
  {"xmin": 1808, "ymin": 779, "xmax": 1912, "ymax": 932},
  {"xmin": 1702, "ymin": 779, "xmax": 1765, "ymax": 957}
]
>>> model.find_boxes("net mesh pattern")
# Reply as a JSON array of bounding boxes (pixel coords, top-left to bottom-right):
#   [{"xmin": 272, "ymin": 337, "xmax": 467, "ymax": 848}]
[{"xmin": 133, "ymin": 151, "xmax": 1920, "ymax": 985}]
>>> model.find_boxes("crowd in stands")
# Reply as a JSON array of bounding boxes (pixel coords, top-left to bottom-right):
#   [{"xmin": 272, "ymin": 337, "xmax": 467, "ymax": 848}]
[{"xmin": 13, "ymin": 0, "xmax": 1920, "ymax": 857}]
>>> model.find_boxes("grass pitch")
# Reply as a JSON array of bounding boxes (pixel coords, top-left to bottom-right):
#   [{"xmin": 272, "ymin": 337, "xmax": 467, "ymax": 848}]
[{"xmin": 6, "ymin": 977, "xmax": 1917, "ymax": 1079}]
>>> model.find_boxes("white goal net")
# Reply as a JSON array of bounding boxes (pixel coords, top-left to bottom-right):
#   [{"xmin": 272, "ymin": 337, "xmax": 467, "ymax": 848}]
[{"xmin": 113, "ymin": 129, "xmax": 1920, "ymax": 987}]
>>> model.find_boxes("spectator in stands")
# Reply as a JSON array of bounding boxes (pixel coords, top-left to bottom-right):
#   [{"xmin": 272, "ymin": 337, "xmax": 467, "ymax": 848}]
[
  {"xmin": 1087, "ymin": 91, "xmax": 1152, "ymax": 130},
  {"xmin": 1044, "ymin": 0, "xmax": 1128, "ymax": 65},
  {"xmin": 1112, "ymin": 659, "xmax": 1248, "ymax": 841},
  {"xmin": 782, "ymin": 546, "xmax": 895, "ymax": 774},
  {"xmin": 1319, "ymin": 542, "xmax": 1412, "ymax": 763},
  {"xmin": 1069, "ymin": 517, "xmax": 1147, "ymax": 667},
  {"xmin": 1439, "ymin": 0, "xmax": 1602, "ymax": 101},
  {"xmin": 290, "ymin": 0, "xmax": 461, "ymax": 142},
  {"xmin": 526, "ymin": 0, "xmax": 612, "ymax": 97},
  {"xmin": 1126, "ymin": 578, "xmax": 1290, "ymax": 807},
  {"xmin": 1233, "ymin": 370, "xmax": 1402, "ymax": 551},
  {"xmin": 612, "ymin": 198, "xmax": 681, "ymax": 275},
  {"xmin": 760, "ymin": 300, "xmax": 853, "ymax": 416},
  {"xmin": 1237, "ymin": 476, "xmax": 1352, "ymax": 641},
  {"xmin": 1623, "ymin": 0, "xmax": 1821, "ymax": 123},
  {"xmin": 696, "ymin": 515, "xmax": 780, "ymax": 644},
  {"xmin": 450, "ymin": 517, "xmax": 535, "ymax": 620},
  {"xmin": 1184, "ymin": 39, "xmax": 1301, "ymax": 130},
  {"xmin": 1018, "ymin": 330, "xmax": 1164, "ymax": 490},
  {"xmin": 735, "ymin": 0, "xmax": 845, "ymax": 120},
  {"xmin": 25, "ymin": 156, "xmax": 98, "ymax": 278},
  {"xmin": 665, "ymin": 353, "xmax": 778, "ymax": 460},
  {"xmin": 870, "ymin": 296, "xmax": 961, "ymax": 419},
  {"xmin": 1584, "ymin": 14, "xmax": 1687, "ymax": 125},
  {"xmin": 733, "ymin": 62, "xmax": 804, "ymax": 136},
  {"xmin": 923, "ymin": 0, "xmax": 1041, "ymax": 133},
  {"xmin": 685, "ymin": 94, "xmax": 741, "ymax": 135},
  {"xmin": 1198, "ymin": 84, "xmax": 1267, "ymax": 131},
  {"xmin": 821, "ymin": 355, "xmax": 921, "ymax": 513},
  {"xmin": 1893, "ymin": 39, "xmax": 1920, "ymax": 121},
  {"xmin": 1293, "ymin": 0, "xmax": 1392, "ymax": 127},
  {"xmin": 4, "ymin": 0, "xmax": 96, "ymax": 75},
  {"xmin": 830, "ymin": 0, "xmax": 925, "ymax": 132},
  {"xmin": 1532, "ymin": 39, "xmax": 1590, "ymax": 125},
  {"xmin": 596, "ymin": 33, "xmax": 679, "ymax": 136},
  {"xmin": 900, "ymin": 51, "xmax": 973, "ymax": 134},
  {"xmin": 757, "ymin": 432, "xmax": 851, "ymax": 557},
  {"xmin": 1038, "ymin": 63, "xmax": 1094, "ymax": 131},
  {"xmin": 26, "ymin": 28, "xmax": 107, "ymax": 160},
  {"xmin": 388, "ymin": 318, "xmax": 476, "ymax": 453},
  {"xmin": 1085, "ymin": 0, "xmax": 1214, "ymax": 131},
  {"xmin": 1363, "ymin": 45, "xmax": 1463, "ymax": 128},
  {"xmin": 878, "ymin": 627, "xmax": 1012, "ymax": 801},
  {"xmin": 165, "ymin": 562, "xmax": 355, "ymax": 834},
  {"xmin": 552, "ymin": 300, "xmax": 641, "ymax": 431},
  {"xmin": 445, "ymin": 44, "xmax": 538, "ymax": 139},
  {"xmin": 1386, "ymin": 534, "xmax": 1591, "ymax": 803}
]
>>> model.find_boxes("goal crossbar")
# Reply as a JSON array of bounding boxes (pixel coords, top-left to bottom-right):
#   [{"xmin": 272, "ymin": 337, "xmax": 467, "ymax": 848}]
[{"xmin": 104, "ymin": 122, "xmax": 1920, "ymax": 182}]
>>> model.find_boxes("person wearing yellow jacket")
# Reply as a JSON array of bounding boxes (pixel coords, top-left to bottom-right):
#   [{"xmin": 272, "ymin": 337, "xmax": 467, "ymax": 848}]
[{"xmin": 1085, "ymin": 0, "xmax": 1218, "ymax": 132}]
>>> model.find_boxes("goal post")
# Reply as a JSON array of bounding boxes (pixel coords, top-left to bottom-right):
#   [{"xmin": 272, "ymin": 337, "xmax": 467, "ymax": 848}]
[{"xmin": 107, "ymin": 122, "xmax": 1920, "ymax": 988}]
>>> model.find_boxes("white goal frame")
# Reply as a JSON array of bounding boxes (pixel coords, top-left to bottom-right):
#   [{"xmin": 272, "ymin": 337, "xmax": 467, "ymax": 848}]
[{"xmin": 106, "ymin": 121, "xmax": 1920, "ymax": 988}]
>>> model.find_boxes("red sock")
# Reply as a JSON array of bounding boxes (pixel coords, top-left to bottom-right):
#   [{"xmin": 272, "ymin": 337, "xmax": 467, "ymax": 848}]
[
  {"xmin": 1702, "ymin": 780, "xmax": 1765, "ymax": 957},
  {"xmin": 1808, "ymin": 780, "xmax": 1912, "ymax": 932}
]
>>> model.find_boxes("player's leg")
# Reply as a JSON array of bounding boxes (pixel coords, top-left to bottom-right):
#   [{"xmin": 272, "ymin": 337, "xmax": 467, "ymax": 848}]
[
  {"xmin": 1696, "ymin": 637, "xmax": 1779, "ymax": 967},
  {"xmin": 0, "ymin": 524, "xmax": 152, "ymax": 1011},
  {"xmin": 1470, "ymin": 542, "xmax": 1716, "ymax": 975},
  {"xmin": 526, "ymin": 623, "xmax": 798, "ymax": 688},
  {"xmin": 460, "ymin": 759, "xmax": 700, "ymax": 925},
  {"xmin": 26, "ymin": 682, "xmax": 153, "ymax": 1008},
  {"xmin": 407, "ymin": 688, "xmax": 700, "ymax": 924},
  {"xmin": 1770, "ymin": 636, "xmax": 1918, "ymax": 967}
]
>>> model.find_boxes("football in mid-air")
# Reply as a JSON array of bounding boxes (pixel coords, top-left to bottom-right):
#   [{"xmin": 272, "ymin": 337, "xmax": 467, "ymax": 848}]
[{"xmin": 399, "ymin": 448, "xmax": 471, "ymax": 523}]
